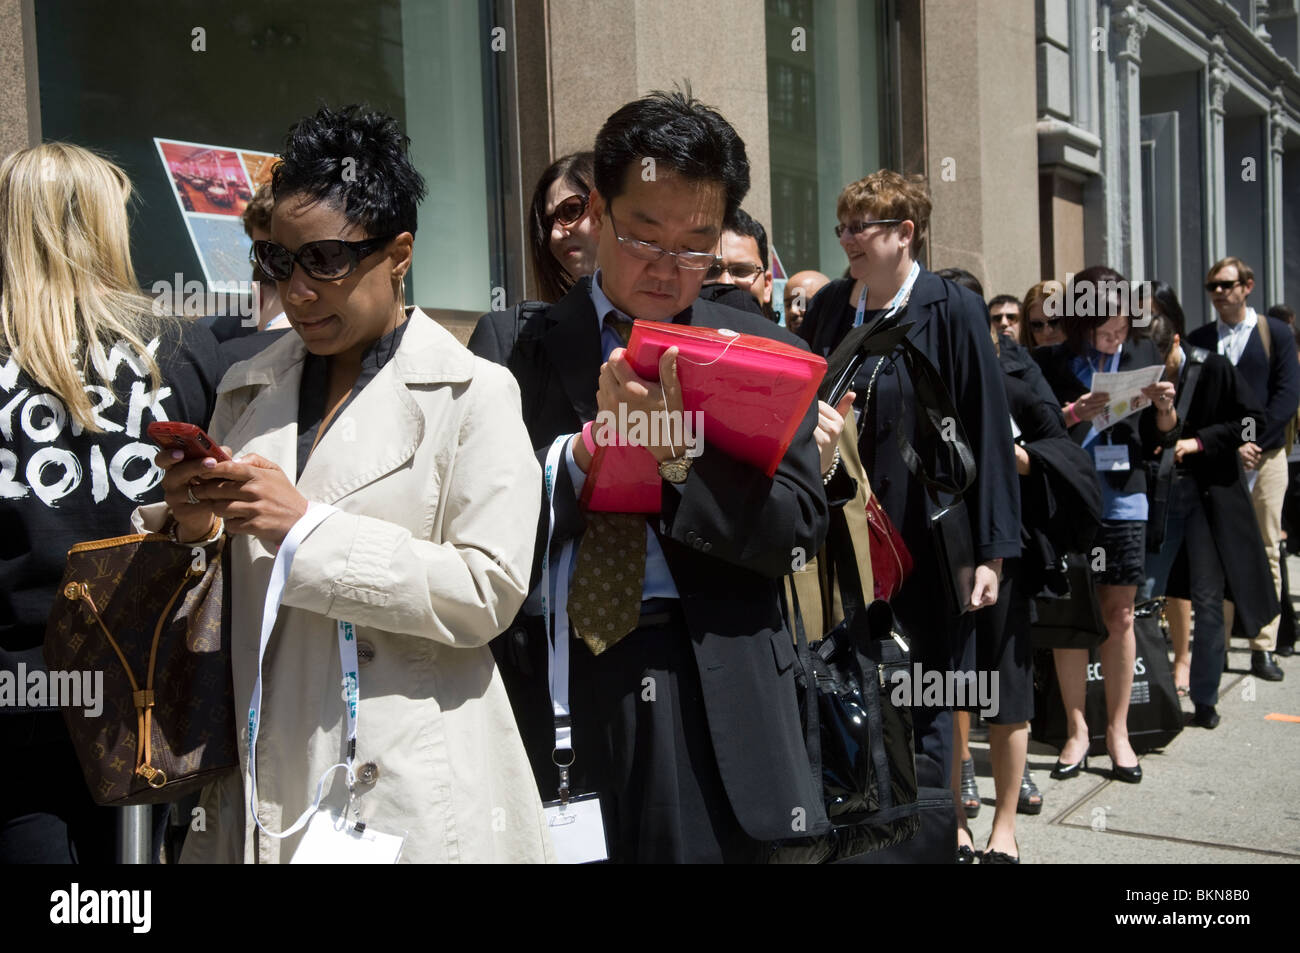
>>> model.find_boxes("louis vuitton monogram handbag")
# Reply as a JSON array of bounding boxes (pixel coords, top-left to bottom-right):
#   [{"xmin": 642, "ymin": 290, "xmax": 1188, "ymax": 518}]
[{"xmin": 43, "ymin": 531, "xmax": 236, "ymax": 806}]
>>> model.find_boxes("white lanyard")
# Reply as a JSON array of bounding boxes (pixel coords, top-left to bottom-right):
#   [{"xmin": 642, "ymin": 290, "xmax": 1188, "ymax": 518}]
[
  {"xmin": 247, "ymin": 501, "xmax": 360, "ymax": 839},
  {"xmin": 853, "ymin": 260, "xmax": 921, "ymax": 328},
  {"xmin": 541, "ymin": 436, "xmax": 577, "ymax": 798},
  {"xmin": 1083, "ymin": 345, "xmax": 1123, "ymax": 448}
]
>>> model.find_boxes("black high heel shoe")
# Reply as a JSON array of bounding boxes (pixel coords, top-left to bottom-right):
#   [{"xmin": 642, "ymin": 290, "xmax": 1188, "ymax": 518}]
[
  {"xmin": 1109, "ymin": 752, "xmax": 1142, "ymax": 784},
  {"xmin": 1050, "ymin": 752, "xmax": 1088, "ymax": 780}
]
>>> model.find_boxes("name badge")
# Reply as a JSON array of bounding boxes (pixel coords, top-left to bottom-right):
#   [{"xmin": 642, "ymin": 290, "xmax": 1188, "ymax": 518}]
[
  {"xmin": 1094, "ymin": 444, "xmax": 1131, "ymax": 472},
  {"xmin": 542, "ymin": 793, "xmax": 609, "ymax": 864},
  {"xmin": 290, "ymin": 810, "xmax": 406, "ymax": 864}
]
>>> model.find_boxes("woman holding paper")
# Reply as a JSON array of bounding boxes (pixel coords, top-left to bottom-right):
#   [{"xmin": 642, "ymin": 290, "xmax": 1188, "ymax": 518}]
[
  {"xmin": 1032, "ymin": 266, "xmax": 1174, "ymax": 785},
  {"xmin": 137, "ymin": 106, "xmax": 553, "ymax": 863}
]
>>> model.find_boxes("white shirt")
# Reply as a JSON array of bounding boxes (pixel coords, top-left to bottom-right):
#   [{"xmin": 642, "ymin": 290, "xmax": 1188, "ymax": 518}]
[{"xmin": 1215, "ymin": 307, "xmax": 1257, "ymax": 366}]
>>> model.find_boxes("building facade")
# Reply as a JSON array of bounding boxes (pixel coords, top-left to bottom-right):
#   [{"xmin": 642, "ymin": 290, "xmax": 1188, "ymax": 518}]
[{"xmin": 4, "ymin": 1, "xmax": 1290, "ymax": 339}]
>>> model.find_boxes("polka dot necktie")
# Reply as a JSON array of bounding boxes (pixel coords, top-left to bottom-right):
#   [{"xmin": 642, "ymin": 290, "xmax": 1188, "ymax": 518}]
[{"xmin": 568, "ymin": 312, "xmax": 647, "ymax": 655}]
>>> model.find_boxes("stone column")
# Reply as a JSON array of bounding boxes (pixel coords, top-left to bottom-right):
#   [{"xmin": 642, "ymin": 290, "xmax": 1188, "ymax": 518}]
[
  {"xmin": 1107, "ymin": 0, "xmax": 1147, "ymax": 281},
  {"xmin": 1205, "ymin": 35, "xmax": 1230, "ymax": 264},
  {"xmin": 1265, "ymin": 87, "xmax": 1287, "ymax": 304}
]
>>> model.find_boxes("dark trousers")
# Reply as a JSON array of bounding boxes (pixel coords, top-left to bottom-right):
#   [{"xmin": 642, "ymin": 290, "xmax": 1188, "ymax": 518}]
[
  {"xmin": 1144, "ymin": 475, "xmax": 1226, "ymax": 707},
  {"xmin": 568, "ymin": 609, "xmax": 765, "ymax": 864}
]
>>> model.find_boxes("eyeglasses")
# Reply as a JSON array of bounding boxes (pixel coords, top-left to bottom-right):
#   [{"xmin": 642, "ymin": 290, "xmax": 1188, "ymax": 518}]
[
  {"xmin": 834, "ymin": 219, "xmax": 904, "ymax": 239},
  {"xmin": 1205, "ymin": 279, "xmax": 1242, "ymax": 293},
  {"xmin": 251, "ymin": 233, "xmax": 397, "ymax": 282},
  {"xmin": 549, "ymin": 194, "xmax": 588, "ymax": 229},
  {"xmin": 607, "ymin": 206, "xmax": 718, "ymax": 271},
  {"xmin": 705, "ymin": 261, "xmax": 765, "ymax": 282},
  {"xmin": 1029, "ymin": 318, "xmax": 1061, "ymax": 331}
]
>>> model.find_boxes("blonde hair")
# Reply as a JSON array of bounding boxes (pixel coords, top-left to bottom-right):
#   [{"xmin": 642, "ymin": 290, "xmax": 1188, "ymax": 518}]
[{"xmin": 0, "ymin": 143, "xmax": 164, "ymax": 432}]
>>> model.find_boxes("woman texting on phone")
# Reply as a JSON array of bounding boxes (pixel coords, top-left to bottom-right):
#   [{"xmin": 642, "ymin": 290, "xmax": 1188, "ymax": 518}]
[{"xmin": 136, "ymin": 106, "xmax": 553, "ymax": 863}]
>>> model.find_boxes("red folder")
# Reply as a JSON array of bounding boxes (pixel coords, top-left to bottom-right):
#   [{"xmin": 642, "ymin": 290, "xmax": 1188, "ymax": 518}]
[{"xmin": 581, "ymin": 320, "xmax": 827, "ymax": 512}]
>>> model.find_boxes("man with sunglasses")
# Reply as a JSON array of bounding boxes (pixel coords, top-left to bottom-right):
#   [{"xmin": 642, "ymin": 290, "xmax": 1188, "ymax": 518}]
[
  {"xmin": 1187, "ymin": 256, "xmax": 1300, "ymax": 681},
  {"xmin": 470, "ymin": 89, "xmax": 829, "ymax": 863}
]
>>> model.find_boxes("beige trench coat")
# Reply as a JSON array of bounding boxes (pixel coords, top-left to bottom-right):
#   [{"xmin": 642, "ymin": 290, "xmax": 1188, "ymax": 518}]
[{"xmin": 134, "ymin": 310, "xmax": 554, "ymax": 863}]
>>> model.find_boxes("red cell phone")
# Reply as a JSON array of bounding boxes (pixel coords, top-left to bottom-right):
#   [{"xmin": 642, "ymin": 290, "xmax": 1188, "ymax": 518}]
[{"xmin": 146, "ymin": 422, "xmax": 231, "ymax": 462}]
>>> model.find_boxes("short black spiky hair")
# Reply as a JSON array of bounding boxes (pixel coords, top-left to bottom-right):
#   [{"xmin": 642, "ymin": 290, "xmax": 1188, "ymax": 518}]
[
  {"xmin": 594, "ymin": 87, "xmax": 750, "ymax": 222},
  {"xmin": 272, "ymin": 104, "xmax": 426, "ymax": 237},
  {"xmin": 724, "ymin": 207, "xmax": 768, "ymax": 269}
]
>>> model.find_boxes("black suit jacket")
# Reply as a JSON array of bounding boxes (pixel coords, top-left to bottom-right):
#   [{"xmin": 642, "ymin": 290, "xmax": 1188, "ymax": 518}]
[
  {"xmin": 468, "ymin": 277, "xmax": 830, "ymax": 841},
  {"xmin": 1033, "ymin": 337, "xmax": 1163, "ymax": 499},
  {"xmin": 1186, "ymin": 314, "xmax": 1300, "ymax": 451},
  {"xmin": 799, "ymin": 271, "xmax": 1021, "ymax": 665}
]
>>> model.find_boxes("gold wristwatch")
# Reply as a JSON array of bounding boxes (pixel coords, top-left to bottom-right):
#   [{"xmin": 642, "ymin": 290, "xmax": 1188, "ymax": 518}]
[{"xmin": 658, "ymin": 453, "xmax": 694, "ymax": 484}]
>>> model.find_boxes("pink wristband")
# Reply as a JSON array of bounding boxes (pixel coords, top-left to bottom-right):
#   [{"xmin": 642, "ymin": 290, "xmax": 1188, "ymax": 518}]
[
  {"xmin": 581, "ymin": 420, "xmax": 598, "ymax": 457},
  {"xmin": 1065, "ymin": 403, "xmax": 1079, "ymax": 426}
]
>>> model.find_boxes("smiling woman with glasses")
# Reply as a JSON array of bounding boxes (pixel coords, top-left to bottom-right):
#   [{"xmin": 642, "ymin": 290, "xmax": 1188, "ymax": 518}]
[
  {"xmin": 138, "ymin": 104, "xmax": 556, "ymax": 865},
  {"xmin": 799, "ymin": 169, "xmax": 1022, "ymax": 862}
]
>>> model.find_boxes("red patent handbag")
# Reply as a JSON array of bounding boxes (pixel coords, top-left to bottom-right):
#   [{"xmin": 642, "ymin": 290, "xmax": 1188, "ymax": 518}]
[{"xmin": 864, "ymin": 495, "xmax": 913, "ymax": 601}]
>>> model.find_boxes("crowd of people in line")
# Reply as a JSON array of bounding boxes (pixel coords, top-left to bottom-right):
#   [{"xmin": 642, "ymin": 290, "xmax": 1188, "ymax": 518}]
[{"xmin": 1, "ymin": 90, "xmax": 1294, "ymax": 865}]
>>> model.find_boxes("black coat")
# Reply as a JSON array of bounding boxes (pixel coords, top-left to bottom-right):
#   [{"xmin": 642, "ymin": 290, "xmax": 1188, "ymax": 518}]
[
  {"xmin": 1032, "ymin": 338, "xmax": 1163, "ymax": 500},
  {"xmin": 468, "ymin": 276, "xmax": 830, "ymax": 841},
  {"xmin": 1186, "ymin": 314, "xmax": 1300, "ymax": 452},
  {"xmin": 800, "ymin": 270, "xmax": 1021, "ymax": 666},
  {"xmin": 1144, "ymin": 349, "xmax": 1279, "ymax": 635}
]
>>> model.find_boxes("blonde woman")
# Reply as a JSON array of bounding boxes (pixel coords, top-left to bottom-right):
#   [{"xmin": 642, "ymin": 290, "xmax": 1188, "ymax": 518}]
[{"xmin": 0, "ymin": 143, "xmax": 223, "ymax": 863}]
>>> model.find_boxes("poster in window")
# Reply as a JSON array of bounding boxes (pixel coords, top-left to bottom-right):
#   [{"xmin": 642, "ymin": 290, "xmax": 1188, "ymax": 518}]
[{"xmin": 154, "ymin": 138, "xmax": 277, "ymax": 284}]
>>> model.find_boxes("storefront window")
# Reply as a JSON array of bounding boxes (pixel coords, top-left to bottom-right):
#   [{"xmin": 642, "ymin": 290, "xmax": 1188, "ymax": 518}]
[{"xmin": 35, "ymin": 0, "xmax": 506, "ymax": 315}]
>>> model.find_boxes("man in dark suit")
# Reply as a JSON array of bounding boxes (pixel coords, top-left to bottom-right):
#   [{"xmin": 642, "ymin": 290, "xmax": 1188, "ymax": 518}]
[
  {"xmin": 469, "ymin": 90, "xmax": 829, "ymax": 862},
  {"xmin": 1187, "ymin": 256, "xmax": 1300, "ymax": 681}
]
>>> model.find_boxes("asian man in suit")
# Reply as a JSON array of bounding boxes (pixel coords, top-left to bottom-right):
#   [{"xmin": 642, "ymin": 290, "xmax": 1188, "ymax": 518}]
[{"xmin": 469, "ymin": 89, "xmax": 830, "ymax": 863}]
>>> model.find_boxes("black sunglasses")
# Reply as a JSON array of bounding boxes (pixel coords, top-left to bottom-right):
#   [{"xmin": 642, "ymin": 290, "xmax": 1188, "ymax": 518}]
[
  {"xmin": 1029, "ymin": 318, "xmax": 1061, "ymax": 331},
  {"xmin": 1205, "ymin": 279, "xmax": 1241, "ymax": 293},
  {"xmin": 549, "ymin": 195, "xmax": 588, "ymax": 229},
  {"xmin": 251, "ymin": 233, "xmax": 398, "ymax": 282}
]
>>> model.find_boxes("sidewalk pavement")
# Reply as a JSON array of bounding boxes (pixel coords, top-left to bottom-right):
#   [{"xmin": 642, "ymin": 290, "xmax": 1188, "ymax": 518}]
[{"xmin": 961, "ymin": 556, "xmax": 1300, "ymax": 864}]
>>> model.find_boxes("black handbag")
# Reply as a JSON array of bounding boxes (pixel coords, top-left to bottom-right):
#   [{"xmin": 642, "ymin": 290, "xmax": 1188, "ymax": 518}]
[
  {"xmin": 771, "ymin": 515, "xmax": 921, "ymax": 863},
  {"xmin": 1031, "ymin": 552, "xmax": 1108, "ymax": 650}
]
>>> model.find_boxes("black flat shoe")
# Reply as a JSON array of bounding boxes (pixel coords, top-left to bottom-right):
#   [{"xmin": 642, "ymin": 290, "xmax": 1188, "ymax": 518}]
[
  {"xmin": 979, "ymin": 844, "xmax": 1020, "ymax": 864},
  {"xmin": 1189, "ymin": 704, "xmax": 1220, "ymax": 729},
  {"xmin": 956, "ymin": 844, "xmax": 979, "ymax": 864},
  {"xmin": 960, "ymin": 757, "xmax": 980, "ymax": 818},
  {"xmin": 1050, "ymin": 753, "xmax": 1088, "ymax": 780},
  {"xmin": 1018, "ymin": 766, "xmax": 1043, "ymax": 815}
]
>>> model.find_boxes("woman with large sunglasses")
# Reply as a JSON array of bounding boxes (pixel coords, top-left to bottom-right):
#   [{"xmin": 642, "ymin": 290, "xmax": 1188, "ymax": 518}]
[
  {"xmin": 135, "ymin": 105, "xmax": 554, "ymax": 863},
  {"xmin": 528, "ymin": 152, "xmax": 598, "ymax": 302}
]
